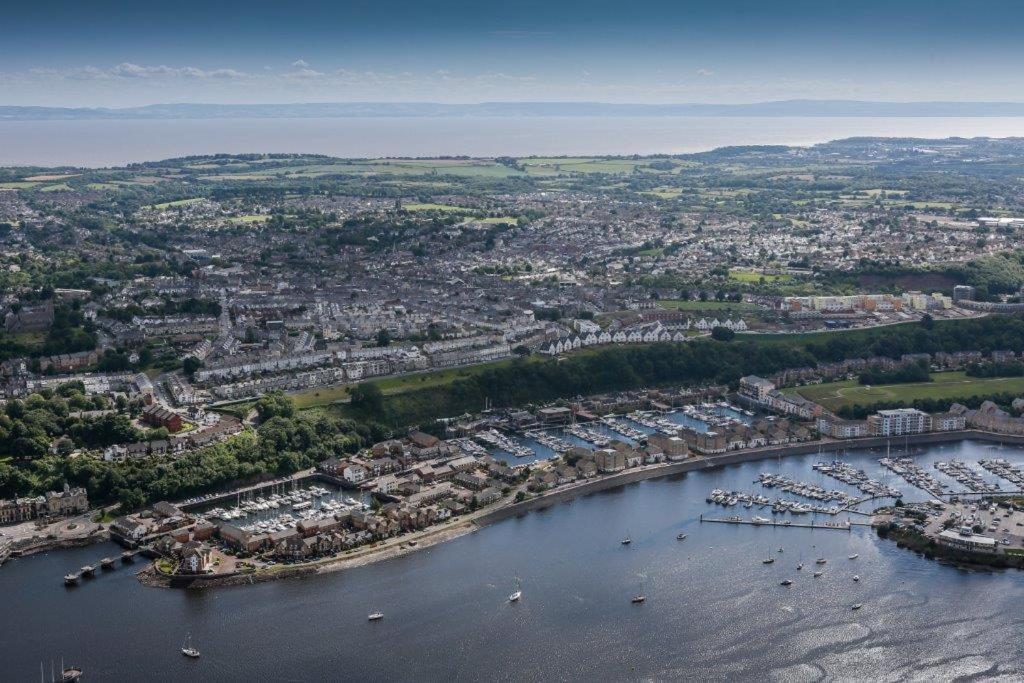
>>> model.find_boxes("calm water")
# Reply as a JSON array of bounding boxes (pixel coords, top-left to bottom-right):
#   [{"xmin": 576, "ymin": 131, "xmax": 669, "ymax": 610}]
[
  {"xmin": 3, "ymin": 440, "xmax": 1024, "ymax": 681},
  {"xmin": 4, "ymin": 117, "xmax": 1024, "ymax": 167}
]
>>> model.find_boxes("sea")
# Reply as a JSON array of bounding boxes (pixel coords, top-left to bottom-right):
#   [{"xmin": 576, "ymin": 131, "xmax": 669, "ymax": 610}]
[
  {"xmin": 2, "ymin": 117, "xmax": 1024, "ymax": 167},
  {"xmin": 3, "ymin": 439, "xmax": 1024, "ymax": 681}
]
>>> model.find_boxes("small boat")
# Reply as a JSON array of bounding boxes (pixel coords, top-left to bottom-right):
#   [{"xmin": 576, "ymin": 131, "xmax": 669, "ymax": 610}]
[
  {"xmin": 631, "ymin": 595, "xmax": 646, "ymax": 604},
  {"xmin": 508, "ymin": 577, "xmax": 522, "ymax": 603},
  {"xmin": 621, "ymin": 538, "xmax": 631, "ymax": 545},
  {"xmin": 676, "ymin": 533, "xmax": 687, "ymax": 541},
  {"xmin": 777, "ymin": 547, "xmax": 784, "ymax": 553},
  {"xmin": 100, "ymin": 557, "xmax": 115, "ymax": 570},
  {"xmin": 80, "ymin": 565, "xmax": 95, "ymax": 577},
  {"xmin": 368, "ymin": 612, "xmax": 384, "ymax": 621},
  {"xmin": 813, "ymin": 571, "xmax": 824, "ymax": 578},
  {"xmin": 853, "ymin": 575, "xmax": 860, "ymax": 582},
  {"xmin": 62, "ymin": 666, "xmax": 83, "ymax": 682},
  {"xmin": 815, "ymin": 558, "xmax": 827, "ymax": 565},
  {"xmin": 851, "ymin": 603, "xmax": 864, "ymax": 610},
  {"xmin": 780, "ymin": 579, "xmax": 793, "ymax": 586},
  {"xmin": 796, "ymin": 563, "xmax": 803, "ymax": 570},
  {"xmin": 848, "ymin": 554, "xmax": 859, "ymax": 560},
  {"xmin": 181, "ymin": 635, "xmax": 200, "ymax": 659},
  {"xmin": 64, "ymin": 573, "xmax": 79, "ymax": 586}
]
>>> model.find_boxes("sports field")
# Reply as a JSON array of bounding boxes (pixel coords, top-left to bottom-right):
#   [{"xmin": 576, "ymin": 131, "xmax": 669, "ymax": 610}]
[{"xmin": 787, "ymin": 371, "xmax": 1024, "ymax": 411}]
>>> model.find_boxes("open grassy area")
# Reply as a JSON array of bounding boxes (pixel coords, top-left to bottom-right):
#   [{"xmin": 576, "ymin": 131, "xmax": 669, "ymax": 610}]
[
  {"xmin": 786, "ymin": 371, "xmax": 1024, "ymax": 411},
  {"xmin": 150, "ymin": 198, "xmax": 203, "ymax": 210},
  {"xmin": 290, "ymin": 356, "xmax": 531, "ymax": 411},
  {"xmin": 656, "ymin": 299, "xmax": 761, "ymax": 311},
  {"xmin": 729, "ymin": 269, "xmax": 790, "ymax": 284},
  {"xmin": 402, "ymin": 203, "xmax": 470, "ymax": 212}
]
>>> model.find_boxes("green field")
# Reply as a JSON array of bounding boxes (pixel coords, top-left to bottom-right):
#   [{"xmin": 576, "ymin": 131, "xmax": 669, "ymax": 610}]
[
  {"xmin": 786, "ymin": 371, "xmax": 1024, "ymax": 411},
  {"xmin": 729, "ymin": 269, "xmax": 790, "ymax": 284},
  {"xmin": 402, "ymin": 203, "xmax": 470, "ymax": 212},
  {"xmin": 656, "ymin": 299, "xmax": 761, "ymax": 311},
  {"xmin": 150, "ymin": 198, "xmax": 203, "ymax": 209},
  {"xmin": 290, "ymin": 356, "xmax": 530, "ymax": 410}
]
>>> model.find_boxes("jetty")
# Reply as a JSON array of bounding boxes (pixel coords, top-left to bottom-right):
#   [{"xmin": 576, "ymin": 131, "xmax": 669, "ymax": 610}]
[{"xmin": 699, "ymin": 514, "xmax": 856, "ymax": 531}]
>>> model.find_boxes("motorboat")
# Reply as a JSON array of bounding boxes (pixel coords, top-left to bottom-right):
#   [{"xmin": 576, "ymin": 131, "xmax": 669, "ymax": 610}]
[
  {"xmin": 181, "ymin": 635, "xmax": 200, "ymax": 659},
  {"xmin": 851, "ymin": 603, "xmax": 864, "ymax": 610},
  {"xmin": 631, "ymin": 595, "xmax": 646, "ymax": 604},
  {"xmin": 780, "ymin": 579, "xmax": 793, "ymax": 586},
  {"xmin": 853, "ymin": 575, "xmax": 860, "ymax": 582},
  {"xmin": 676, "ymin": 533, "xmax": 687, "ymax": 540},
  {"xmin": 368, "ymin": 612, "xmax": 384, "ymax": 621},
  {"xmin": 848, "ymin": 554, "xmax": 859, "ymax": 560}
]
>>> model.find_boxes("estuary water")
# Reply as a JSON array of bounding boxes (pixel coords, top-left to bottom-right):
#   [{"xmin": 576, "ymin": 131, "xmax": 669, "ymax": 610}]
[
  {"xmin": 3, "ymin": 116, "xmax": 1024, "ymax": 167},
  {"xmin": 4, "ymin": 439, "xmax": 1024, "ymax": 680}
]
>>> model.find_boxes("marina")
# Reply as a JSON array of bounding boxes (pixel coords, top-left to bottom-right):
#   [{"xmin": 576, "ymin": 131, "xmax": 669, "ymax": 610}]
[{"xmin": 7, "ymin": 439, "xmax": 1024, "ymax": 680}]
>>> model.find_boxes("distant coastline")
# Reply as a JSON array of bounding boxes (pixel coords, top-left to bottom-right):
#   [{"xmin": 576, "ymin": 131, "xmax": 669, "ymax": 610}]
[{"xmin": 5, "ymin": 100, "xmax": 1024, "ymax": 121}]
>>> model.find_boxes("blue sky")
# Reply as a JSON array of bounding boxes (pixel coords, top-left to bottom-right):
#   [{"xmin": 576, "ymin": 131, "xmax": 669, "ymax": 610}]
[{"xmin": 3, "ymin": 0, "xmax": 1023, "ymax": 106}]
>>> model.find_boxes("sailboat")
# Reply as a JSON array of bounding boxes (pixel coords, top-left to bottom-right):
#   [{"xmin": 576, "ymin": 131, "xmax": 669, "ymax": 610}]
[
  {"xmin": 181, "ymin": 635, "xmax": 200, "ymax": 659},
  {"xmin": 508, "ymin": 577, "xmax": 522, "ymax": 603},
  {"xmin": 368, "ymin": 612, "xmax": 385, "ymax": 621},
  {"xmin": 44, "ymin": 659, "xmax": 82, "ymax": 682}
]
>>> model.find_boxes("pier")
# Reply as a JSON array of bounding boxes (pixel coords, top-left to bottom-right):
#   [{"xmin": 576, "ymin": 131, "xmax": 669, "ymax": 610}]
[
  {"xmin": 699, "ymin": 514, "xmax": 859, "ymax": 531},
  {"xmin": 62, "ymin": 549, "xmax": 142, "ymax": 586}
]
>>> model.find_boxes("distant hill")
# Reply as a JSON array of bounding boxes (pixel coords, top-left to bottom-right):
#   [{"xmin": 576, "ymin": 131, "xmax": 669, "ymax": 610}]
[{"xmin": 4, "ymin": 100, "xmax": 1024, "ymax": 120}]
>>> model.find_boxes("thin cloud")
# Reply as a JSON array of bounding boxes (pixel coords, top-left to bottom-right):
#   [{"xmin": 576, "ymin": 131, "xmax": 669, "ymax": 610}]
[
  {"xmin": 30, "ymin": 63, "xmax": 249, "ymax": 80},
  {"xmin": 292, "ymin": 59, "xmax": 309, "ymax": 68},
  {"xmin": 696, "ymin": 68, "xmax": 715, "ymax": 77}
]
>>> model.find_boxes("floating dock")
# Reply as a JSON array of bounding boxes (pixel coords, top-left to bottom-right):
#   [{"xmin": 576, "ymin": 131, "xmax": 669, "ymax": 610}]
[{"xmin": 699, "ymin": 514, "xmax": 855, "ymax": 531}]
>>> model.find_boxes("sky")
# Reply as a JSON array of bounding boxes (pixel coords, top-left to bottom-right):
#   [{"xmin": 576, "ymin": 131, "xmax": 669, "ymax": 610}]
[{"xmin": 3, "ymin": 0, "xmax": 1024, "ymax": 107}]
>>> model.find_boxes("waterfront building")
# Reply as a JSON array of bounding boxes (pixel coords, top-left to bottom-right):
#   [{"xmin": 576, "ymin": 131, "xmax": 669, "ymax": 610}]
[
  {"xmin": 936, "ymin": 529, "xmax": 998, "ymax": 554},
  {"xmin": 0, "ymin": 484, "xmax": 88, "ymax": 525},
  {"xmin": 868, "ymin": 408, "xmax": 931, "ymax": 436}
]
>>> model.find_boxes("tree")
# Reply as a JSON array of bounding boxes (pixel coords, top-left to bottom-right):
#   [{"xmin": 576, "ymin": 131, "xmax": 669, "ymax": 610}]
[
  {"xmin": 255, "ymin": 391, "xmax": 294, "ymax": 422},
  {"xmin": 349, "ymin": 383, "xmax": 385, "ymax": 415},
  {"xmin": 376, "ymin": 329, "xmax": 391, "ymax": 347},
  {"xmin": 921, "ymin": 313, "xmax": 935, "ymax": 330},
  {"xmin": 182, "ymin": 356, "xmax": 203, "ymax": 379},
  {"xmin": 711, "ymin": 326, "xmax": 735, "ymax": 342}
]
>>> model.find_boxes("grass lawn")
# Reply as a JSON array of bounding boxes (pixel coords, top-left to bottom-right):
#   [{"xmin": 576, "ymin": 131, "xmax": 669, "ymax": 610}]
[
  {"xmin": 151, "ymin": 198, "xmax": 203, "ymax": 210},
  {"xmin": 729, "ymin": 269, "xmax": 790, "ymax": 284},
  {"xmin": 291, "ymin": 356, "xmax": 531, "ymax": 411},
  {"xmin": 402, "ymin": 203, "xmax": 470, "ymax": 212},
  {"xmin": 656, "ymin": 299, "xmax": 761, "ymax": 311},
  {"xmin": 786, "ymin": 371, "xmax": 1024, "ymax": 411},
  {"xmin": 231, "ymin": 214, "xmax": 270, "ymax": 224}
]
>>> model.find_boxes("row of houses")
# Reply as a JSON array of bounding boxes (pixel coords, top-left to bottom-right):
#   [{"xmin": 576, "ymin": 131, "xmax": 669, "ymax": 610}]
[{"xmin": 0, "ymin": 485, "xmax": 89, "ymax": 525}]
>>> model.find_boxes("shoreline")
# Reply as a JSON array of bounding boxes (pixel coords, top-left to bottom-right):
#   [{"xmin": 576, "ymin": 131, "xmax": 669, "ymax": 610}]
[{"xmin": 137, "ymin": 428, "xmax": 1024, "ymax": 589}]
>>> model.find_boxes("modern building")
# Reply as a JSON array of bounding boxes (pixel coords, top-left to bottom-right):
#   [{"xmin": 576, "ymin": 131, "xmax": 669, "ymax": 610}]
[{"xmin": 868, "ymin": 408, "xmax": 931, "ymax": 436}]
